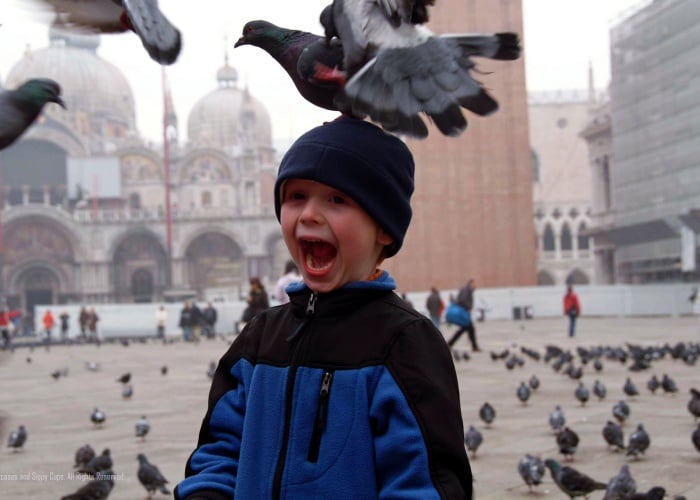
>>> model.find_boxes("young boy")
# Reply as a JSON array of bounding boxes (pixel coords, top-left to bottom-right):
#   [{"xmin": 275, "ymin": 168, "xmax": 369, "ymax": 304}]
[{"xmin": 175, "ymin": 117, "xmax": 473, "ymax": 499}]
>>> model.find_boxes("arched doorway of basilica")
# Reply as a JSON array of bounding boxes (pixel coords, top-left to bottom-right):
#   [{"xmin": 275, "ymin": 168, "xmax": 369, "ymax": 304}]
[
  {"xmin": 184, "ymin": 233, "xmax": 243, "ymax": 296},
  {"xmin": 15, "ymin": 266, "xmax": 61, "ymax": 316},
  {"xmin": 113, "ymin": 232, "xmax": 167, "ymax": 302}
]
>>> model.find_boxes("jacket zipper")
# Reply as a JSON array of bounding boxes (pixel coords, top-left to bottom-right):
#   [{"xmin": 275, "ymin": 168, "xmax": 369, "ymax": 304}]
[
  {"xmin": 307, "ymin": 370, "xmax": 334, "ymax": 463},
  {"xmin": 272, "ymin": 292, "xmax": 317, "ymax": 499}
]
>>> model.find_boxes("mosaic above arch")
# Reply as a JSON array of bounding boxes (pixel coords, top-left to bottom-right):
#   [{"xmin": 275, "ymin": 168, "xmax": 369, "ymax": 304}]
[
  {"xmin": 182, "ymin": 155, "xmax": 231, "ymax": 183},
  {"xmin": 4, "ymin": 221, "xmax": 74, "ymax": 263},
  {"xmin": 121, "ymin": 154, "xmax": 161, "ymax": 183}
]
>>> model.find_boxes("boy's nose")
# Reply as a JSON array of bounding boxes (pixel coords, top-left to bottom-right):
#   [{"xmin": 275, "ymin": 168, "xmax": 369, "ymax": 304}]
[{"xmin": 299, "ymin": 198, "xmax": 324, "ymax": 223}]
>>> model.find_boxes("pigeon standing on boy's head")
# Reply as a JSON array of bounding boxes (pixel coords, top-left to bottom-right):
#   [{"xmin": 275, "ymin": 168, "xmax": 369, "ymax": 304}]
[{"xmin": 0, "ymin": 78, "xmax": 65, "ymax": 151}]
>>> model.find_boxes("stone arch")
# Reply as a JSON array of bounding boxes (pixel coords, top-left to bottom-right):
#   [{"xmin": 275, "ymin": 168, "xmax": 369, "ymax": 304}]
[
  {"xmin": 112, "ymin": 229, "xmax": 168, "ymax": 302},
  {"xmin": 566, "ymin": 268, "xmax": 590, "ymax": 285},
  {"xmin": 184, "ymin": 231, "xmax": 244, "ymax": 293},
  {"xmin": 537, "ymin": 270, "xmax": 556, "ymax": 286},
  {"xmin": 543, "ymin": 224, "xmax": 556, "ymax": 251},
  {"xmin": 577, "ymin": 222, "xmax": 590, "ymax": 250},
  {"xmin": 561, "ymin": 223, "xmax": 573, "ymax": 251},
  {"xmin": 9, "ymin": 263, "xmax": 66, "ymax": 314}
]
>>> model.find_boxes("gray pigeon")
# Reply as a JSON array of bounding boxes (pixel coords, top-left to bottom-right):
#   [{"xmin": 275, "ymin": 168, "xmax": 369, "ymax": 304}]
[
  {"xmin": 661, "ymin": 373, "xmax": 678, "ymax": 394},
  {"xmin": 528, "ymin": 374, "xmax": 540, "ymax": 391},
  {"xmin": 603, "ymin": 464, "xmax": 637, "ymax": 500},
  {"xmin": 545, "ymin": 458, "xmax": 607, "ymax": 499},
  {"xmin": 621, "ymin": 486, "xmax": 666, "ymax": 500},
  {"xmin": 61, "ymin": 470, "xmax": 114, "ymax": 499},
  {"xmin": 517, "ymin": 454, "xmax": 545, "ymax": 492},
  {"xmin": 137, "ymin": 453, "xmax": 170, "ymax": 497},
  {"xmin": 516, "ymin": 381, "xmax": 531, "ymax": 405},
  {"xmin": 574, "ymin": 382, "xmax": 589, "ymax": 406},
  {"xmin": 318, "ymin": 0, "xmax": 521, "ymax": 138},
  {"xmin": 33, "ymin": 0, "xmax": 181, "ymax": 65},
  {"xmin": 602, "ymin": 420, "xmax": 625, "ymax": 451},
  {"xmin": 91, "ymin": 407, "xmax": 106, "ymax": 427},
  {"xmin": 479, "ymin": 402, "xmax": 495, "ymax": 427},
  {"xmin": 7, "ymin": 425, "xmax": 27, "ymax": 451},
  {"xmin": 549, "ymin": 405, "xmax": 566, "ymax": 434},
  {"xmin": 135, "ymin": 415, "xmax": 150, "ymax": 441},
  {"xmin": 624, "ymin": 377, "xmax": 640, "ymax": 398},
  {"xmin": 78, "ymin": 448, "xmax": 112, "ymax": 475},
  {"xmin": 464, "ymin": 425, "xmax": 483, "ymax": 457},
  {"xmin": 626, "ymin": 423, "xmax": 650, "ymax": 459},
  {"xmin": 556, "ymin": 426, "xmax": 579, "ymax": 461},
  {"xmin": 613, "ymin": 400, "xmax": 630, "ymax": 425},
  {"xmin": 687, "ymin": 388, "xmax": 700, "ymax": 421},
  {"xmin": 0, "ymin": 79, "xmax": 65, "ymax": 150},
  {"xmin": 647, "ymin": 374, "xmax": 660, "ymax": 394},
  {"xmin": 122, "ymin": 384, "xmax": 133, "ymax": 399},
  {"xmin": 73, "ymin": 444, "xmax": 96, "ymax": 468},
  {"xmin": 692, "ymin": 423, "xmax": 700, "ymax": 453},
  {"xmin": 207, "ymin": 361, "xmax": 216, "ymax": 379},
  {"xmin": 593, "ymin": 379, "xmax": 607, "ymax": 401}
]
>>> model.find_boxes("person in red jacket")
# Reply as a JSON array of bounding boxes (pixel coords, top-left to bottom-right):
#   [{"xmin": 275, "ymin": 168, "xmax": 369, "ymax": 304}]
[
  {"xmin": 42, "ymin": 309, "xmax": 55, "ymax": 343},
  {"xmin": 563, "ymin": 285, "xmax": 581, "ymax": 337}
]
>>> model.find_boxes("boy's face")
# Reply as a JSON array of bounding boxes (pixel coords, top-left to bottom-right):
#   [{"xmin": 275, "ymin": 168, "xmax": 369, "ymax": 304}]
[{"xmin": 280, "ymin": 178, "xmax": 393, "ymax": 293}]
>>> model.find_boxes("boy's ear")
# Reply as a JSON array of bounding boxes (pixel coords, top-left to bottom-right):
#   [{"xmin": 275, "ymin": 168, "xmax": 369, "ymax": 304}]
[{"xmin": 377, "ymin": 229, "xmax": 393, "ymax": 247}]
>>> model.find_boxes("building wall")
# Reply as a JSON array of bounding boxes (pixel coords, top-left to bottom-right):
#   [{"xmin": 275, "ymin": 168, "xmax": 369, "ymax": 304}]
[{"xmin": 385, "ymin": 0, "xmax": 537, "ymax": 291}]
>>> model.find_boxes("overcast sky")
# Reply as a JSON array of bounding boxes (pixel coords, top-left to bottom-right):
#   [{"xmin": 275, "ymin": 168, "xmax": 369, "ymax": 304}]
[{"xmin": 1, "ymin": 0, "xmax": 648, "ymax": 146}]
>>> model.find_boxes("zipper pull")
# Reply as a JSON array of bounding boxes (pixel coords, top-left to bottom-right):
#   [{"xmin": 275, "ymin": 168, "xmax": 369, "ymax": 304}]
[
  {"xmin": 319, "ymin": 371, "xmax": 333, "ymax": 399},
  {"xmin": 306, "ymin": 293, "xmax": 317, "ymax": 315},
  {"xmin": 287, "ymin": 293, "xmax": 317, "ymax": 342}
]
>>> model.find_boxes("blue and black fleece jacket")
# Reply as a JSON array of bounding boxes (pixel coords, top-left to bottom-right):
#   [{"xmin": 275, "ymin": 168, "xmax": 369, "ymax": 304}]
[{"xmin": 175, "ymin": 272, "xmax": 473, "ymax": 499}]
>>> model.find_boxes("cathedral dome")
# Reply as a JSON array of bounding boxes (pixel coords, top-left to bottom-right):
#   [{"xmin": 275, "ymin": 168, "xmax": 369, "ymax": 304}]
[
  {"xmin": 5, "ymin": 28, "xmax": 137, "ymax": 141},
  {"xmin": 187, "ymin": 60, "xmax": 272, "ymax": 149}
]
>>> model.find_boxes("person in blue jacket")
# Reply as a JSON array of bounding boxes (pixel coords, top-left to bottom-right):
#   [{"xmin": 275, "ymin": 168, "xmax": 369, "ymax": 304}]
[{"xmin": 175, "ymin": 117, "xmax": 473, "ymax": 499}]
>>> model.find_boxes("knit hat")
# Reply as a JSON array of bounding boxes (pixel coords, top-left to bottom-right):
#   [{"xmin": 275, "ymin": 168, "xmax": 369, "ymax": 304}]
[{"xmin": 274, "ymin": 117, "xmax": 415, "ymax": 257}]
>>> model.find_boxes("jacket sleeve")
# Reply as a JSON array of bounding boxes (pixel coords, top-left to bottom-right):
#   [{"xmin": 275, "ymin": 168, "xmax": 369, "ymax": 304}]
[
  {"xmin": 175, "ymin": 340, "xmax": 254, "ymax": 500},
  {"xmin": 375, "ymin": 319, "xmax": 473, "ymax": 499}
]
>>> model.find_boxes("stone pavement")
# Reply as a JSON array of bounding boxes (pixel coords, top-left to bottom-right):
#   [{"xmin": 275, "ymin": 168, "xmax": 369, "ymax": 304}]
[{"xmin": 0, "ymin": 315, "xmax": 698, "ymax": 499}]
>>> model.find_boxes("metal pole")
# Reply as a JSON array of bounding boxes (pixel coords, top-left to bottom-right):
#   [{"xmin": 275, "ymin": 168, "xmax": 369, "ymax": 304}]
[
  {"xmin": 0, "ymin": 154, "xmax": 4, "ymax": 304},
  {"xmin": 162, "ymin": 66, "xmax": 173, "ymax": 289}
]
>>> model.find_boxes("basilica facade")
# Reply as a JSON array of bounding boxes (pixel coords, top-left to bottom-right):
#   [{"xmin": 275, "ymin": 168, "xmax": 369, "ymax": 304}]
[{"xmin": 0, "ymin": 30, "xmax": 286, "ymax": 312}]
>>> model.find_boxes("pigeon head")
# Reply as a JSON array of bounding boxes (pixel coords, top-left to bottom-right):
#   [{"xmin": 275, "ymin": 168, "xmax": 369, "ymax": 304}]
[
  {"xmin": 235, "ymin": 20, "xmax": 291, "ymax": 49},
  {"xmin": 137, "ymin": 453, "xmax": 148, "ymax": 464},
  {"xmin": 544, "ymin": 458, "xmax": 560, "ymax": 473},
  {"xmin": 17, "ymin": 79, "xmax": 65, "ymax": 109}
]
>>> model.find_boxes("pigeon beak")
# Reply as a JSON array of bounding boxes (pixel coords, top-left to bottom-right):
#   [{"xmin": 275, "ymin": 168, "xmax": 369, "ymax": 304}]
[
  {"xmin": 53, "ymin": 96, "xmax": 66, "ymax": 109},
  {"xmin": 234, "ymin": 36, "xmax": 246, "ymax": 48}
]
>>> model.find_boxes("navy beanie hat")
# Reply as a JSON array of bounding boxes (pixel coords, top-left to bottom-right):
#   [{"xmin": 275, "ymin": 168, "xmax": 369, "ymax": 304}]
[{"xmin": 274, "ymin": 117, "xmax": 415, "ymax": 257}]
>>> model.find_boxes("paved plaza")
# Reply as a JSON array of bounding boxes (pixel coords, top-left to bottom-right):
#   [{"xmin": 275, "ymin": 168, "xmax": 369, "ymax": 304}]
[{"xmin": 0, "ymin": 315, "xmax": 698, "ymax": 499}]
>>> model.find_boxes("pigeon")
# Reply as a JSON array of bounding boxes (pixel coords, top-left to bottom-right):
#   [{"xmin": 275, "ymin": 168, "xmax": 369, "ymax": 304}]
[
  {"xmin": 91, "ymin": 407, "xmax": 106, "ymax": 427},
  {"xmin": 122, "ymin": 384, "xmax": 133, "ymax": 399},
  {"xmin": 528, "ymin": 374, "xmax": 540, "ymax": 391},
  {"xmin": 116, "ymin": 372, "xmax": 131, "ymax": 384},
  {"xmin": 85, "ymin": 361, "xmax": 100, "ymax": 372},
  {"xmin": 621, "ymin": 486, "xmax": 666, "ymax": 500},
  {"xmin": 544, "ymin": 458, "xmax": 607, "ymax": 499},
  {"xmin": 32, "ymin": 0, "xmax": 181, "ymax": 65},
  {"xmin": 73, "ymin": 444, "xmax": 96, "ymax": 469},
  {"xmin": 137, "ymin": 453, "xmax": 170, "ymax": 497},
  {"xmin": 207, "ymin": 361, "xmax": 216, "ymax": 379},
  {"xmin": 51, "ymin": 369, "xmax": 63, "ymax": 380},
  {"xmin": 593, "ymin": 379, "xmax": 607, "ymax": 401},
  {"xmin": 626, "ymin": 423, "xmax": 650, "ymax": 459},
  {"xmin": 479, "ymin": 402, "xmax": 495, "ymax": 427},
  {"xmin": 556, "ymin": 426, "xmax": 579, "ymax": 461},
  {"xmin": 687, "ymin": 388, "xmax": 700, "ymax": 421},
  {"xmin": 0, "ymin": 78, "xmax": 65, "ymax": 151},
  {"xmin": 78, "ymin": 448, "xmax": 112, "ymax": 475},
  {"xmin": 160, "ymin": 365, "xmax": 168, "ymax": 376},
  {"xmin": 661, "ymin": 373, "xmax": 678, "ymax": 394},
  {"xmin": 647, "ymin": 374, "xmax": 660, "ymax": 394},
  {"xmin": 613, "ymin": 400, "xmax": 631, "ymax": 425},
  {"xmin": 624, "ymin": 377, "xmax": 640, "ymax": 398},
  {"xmin": 603, "ymin": 464, "xmax": 637, "ymax": 500},
  {"xmin": 61, "ymin": 470, "xmax": 114, "ymax": 500},
  {"xmin": 602, "ymin": 420, "xmax": 625, "ymax": 451},
  {"xmin": 464, "ymin": 425, "xmax": 483, "ymax": 457},
  {"xmin": 549, "ymin": 405, "xmax": 566, "ymax": 434},
  {"xmin": 517, "ymin": 454, "xmax": 545, "ymax": 492},
  {"xmin": 7, "ymin": 425, "xmax": 27, "ymax": 451},
  {"xmin": 593, "ymin": 358, "xmax": 603, "ymax": 372},
  {"xmin": 135, "ymin": 415, "xmax": 150, "ymax": 441},
  {"xmin": 318, "ymin": 0, "xmax": 521, "ymax": 138},
  {"xmin": 692, "ymin": 423, "xmax": 700, "ymax": 453},
  {"xmin": 516, "ymin": 381, "xmax": 531, "ymax": 405},
  {"xmin": 574, "ymin": 382, "xmax": 589, "ymax": 406}
]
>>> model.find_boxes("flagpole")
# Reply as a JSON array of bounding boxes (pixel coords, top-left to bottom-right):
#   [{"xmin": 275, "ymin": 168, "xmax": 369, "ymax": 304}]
[{"xmin": 162, "ymin": 66, "xmax": 173, "ymax": 290}]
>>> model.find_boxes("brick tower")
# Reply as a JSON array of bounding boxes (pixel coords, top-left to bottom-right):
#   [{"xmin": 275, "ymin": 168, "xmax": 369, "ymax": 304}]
[{"xmin": 384, "ymin": 0, "xmax": 536, "ymax": 291}]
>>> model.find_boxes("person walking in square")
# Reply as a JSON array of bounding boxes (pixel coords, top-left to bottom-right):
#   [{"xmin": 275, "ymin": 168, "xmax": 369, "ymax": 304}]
[
  {"xmin": 426, "ymin": 286, "xmax": 445, "ymax": 328},
  {"xmin": 447, "ymin": 279, "xmax": 480, "ymax": 351},
  {"xmin": 563, "ymin": 285, "xmax": 581, "ymax": 337}
]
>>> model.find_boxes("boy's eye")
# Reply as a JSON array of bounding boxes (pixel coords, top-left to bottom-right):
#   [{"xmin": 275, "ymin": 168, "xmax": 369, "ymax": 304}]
[
  {"xmin": 330, "ymin": 195, "xmax": 345, "ymax": 204},
  {"xmin": 285, "ymin": 191, "xmax": 306, "ymax": 201}
]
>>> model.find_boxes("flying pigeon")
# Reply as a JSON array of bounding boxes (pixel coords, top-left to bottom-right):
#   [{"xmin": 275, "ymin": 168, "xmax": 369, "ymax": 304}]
[
  {"xmin": 73, "ymin": 444, "xmax": 96, "ymax": 468},
  {"xmin": 692, "ymin": 423, "xmax": 700, "ymax": 453},
  {"xmin": 661, "ymin": 373, "xmax": 678, "ymax": 394},
  {"xmin": 78, "ymin": 448, "xmax": 112, "ymax": 475},
  {"xmin": 687, "ymin": 388, "xmax": 700, "ymax": 421},
  {"xmin": 544, "ymin": 458, "xmax": 607, "ymax": 499},
  {"xmin": 7, "ymin": 425, "xmax": 27, "ymax": 451},
  {"xmin": 602, "ymin": 420, "xmax": 625, "ymax": 452},
  {"xmin": 517, "ymin": 454, "xmax": 545, "ymax": 492},
  {"xmin": 32, "ymin": 0, "xmax": 181, "ymax": 65},
  {"xmin": 116, "ymin": 372, "xmax": 131, "ymax": 384},
  {"xmin": 623, "ymin": 377, "xmax": 640, "ymax": 398},
  {"xmin": 137, "ymin": 453, "xmax": 171, "ymax": 497},
  {"xmin": 516, "ymin": 381, "xmax": 531, "ymax": 405},
  {"xmin": 603, "ymin": 464, "xmax": 637, "ymax": 500},
  {"xmin": 574, "ymin": 382, "xmax": 589, "ymax": 406},
  {"xmin": 61, "ymin": 470, "xmax": 114, "ymax": 500},
  {"xmin": 464, "ymin": 425, "xmax": 482, "ymax": 457},
  {"xmin": 593, "ymin": 379, "xmax": 607, "ymax": 401},
  {"xmin": 647, "ymin": 374, "xmax": 660, "ymax": 394},
  {"xmin": 613, "ymin": 400, "xmax": 631, "ymax": 425},
  {"xmin": 626, "ymin": 423, "xmax": 650, "ymax": 459},
  {"xmin": 135, "ymin": 415, "xmax": 150, "ymax": 441},
  {"xmin": 318, "ymin": 0, "xmax": 521, "ymax": 138},
  {"xmin": 91, "ymin": 407, "xmax": 106, "ymax": 427},
  {"xmin": 0, "ymin": 78, "xmax": 65, "ymax": 151},
  {"xmin": 549, "ymin": 405, "xmax": 566, "ymax": 434},
  {"xmin": 556, "ymin": 426, "xmax": 579, "ymax": 462},
  {"xmin": 122, "ymin": 384, "xmax": 133, "ymax": 399},
  {"xmin": 478, "ymin": 402, "xmax": 495, "ymax": 427}
]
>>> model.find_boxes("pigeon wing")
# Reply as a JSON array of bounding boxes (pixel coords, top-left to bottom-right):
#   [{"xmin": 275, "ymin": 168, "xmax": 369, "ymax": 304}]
[
  {"xmin": 121, "ymin": 0, "xmax": 182, "ymax": 65},
  {"xmin": 31, "ymin": 0, "xmax": 125, "ymax": 33}
]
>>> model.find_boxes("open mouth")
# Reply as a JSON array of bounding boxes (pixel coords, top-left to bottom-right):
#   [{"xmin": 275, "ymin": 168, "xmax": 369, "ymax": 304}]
[{"xmin": 300, "ymin": 239, "xmax": 337, "ymax": 275}]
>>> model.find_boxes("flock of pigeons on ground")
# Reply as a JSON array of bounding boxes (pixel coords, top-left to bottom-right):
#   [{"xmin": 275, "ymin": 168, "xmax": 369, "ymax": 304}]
[
  {"xmin": 452, "ymin": 340, "xmax": 700, "ymax": 499},
  {"xmin": 1, "ymin": 0, "xmax": 521, "ymax": 156}
]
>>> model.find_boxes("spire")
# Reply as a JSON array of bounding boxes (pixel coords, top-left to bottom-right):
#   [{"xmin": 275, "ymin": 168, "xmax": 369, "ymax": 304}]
[
  {"xmin": 162, "ymin": 68, "xmax": 178, "ymax": 146},
  {"xmin": 587, "ymin": 61, "xmax": 596, "ymax": 106}
]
